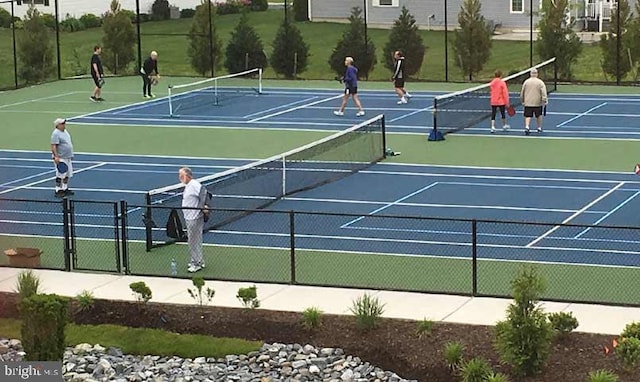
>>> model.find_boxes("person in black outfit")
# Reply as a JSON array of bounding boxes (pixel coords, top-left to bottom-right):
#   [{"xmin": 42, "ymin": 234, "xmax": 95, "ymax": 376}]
[
  {"xmin": 141, "ymin": 51, "xmax": 159, "ymax": 98},
  {"xmin": 392, "ymin": 50, "xmax": 411, "ymax": 104},
  {"xmin": 90, "ymin": 45, "xmax": 104, "ymax": 102}
]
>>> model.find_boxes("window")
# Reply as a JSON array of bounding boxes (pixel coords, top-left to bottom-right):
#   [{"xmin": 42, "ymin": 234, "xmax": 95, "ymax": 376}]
[
  {"xmin": 511, "ymin": 0, "xmax": 524, "ymax": 13},
  {"xmin": 373, "ymin": 0, "xmax": 399, "ymax": 7},
  {"xmin": 17, "ymin": 0, "xmax": 50, "ymax": 5}
]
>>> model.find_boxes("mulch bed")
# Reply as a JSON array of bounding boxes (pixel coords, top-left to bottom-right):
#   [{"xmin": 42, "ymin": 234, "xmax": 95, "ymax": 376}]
[{"xmin": 0, "ymin": 291, "xmax": 637, "ymax": 381}]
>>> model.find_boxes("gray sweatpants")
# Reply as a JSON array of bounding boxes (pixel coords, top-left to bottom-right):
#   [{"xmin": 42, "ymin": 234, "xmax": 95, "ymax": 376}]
[{"xmin": 185, "ymin": 217, "xmax": 204, "ymax": 266}]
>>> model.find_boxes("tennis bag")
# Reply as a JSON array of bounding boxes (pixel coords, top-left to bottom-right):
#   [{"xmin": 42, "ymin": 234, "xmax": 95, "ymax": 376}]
[{"xmin": 166, "ymin": 208, "xmax": 187, "ymax": 241}]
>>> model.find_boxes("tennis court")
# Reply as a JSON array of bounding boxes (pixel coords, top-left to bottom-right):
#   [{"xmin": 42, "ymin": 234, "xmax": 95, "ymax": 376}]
[{"xmin": 2, "ymin": 66, "xmax": 640, "ymax": 306}]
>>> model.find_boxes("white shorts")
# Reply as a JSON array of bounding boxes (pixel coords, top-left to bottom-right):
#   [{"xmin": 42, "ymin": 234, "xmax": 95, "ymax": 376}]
[{"xmin": 54, "ymin": 158, "xmax": 74, "ymax": 178}]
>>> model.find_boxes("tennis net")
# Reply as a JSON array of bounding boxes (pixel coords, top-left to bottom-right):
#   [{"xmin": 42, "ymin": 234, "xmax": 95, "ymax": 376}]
[
  {"xmin": 432, "ymin": 57, "xmax": 557, "ymax": 136},
  {"xmin": 143, "ymin": 114, "xmax": 387, "ymax": 250},
  {"xmin": 167, "ymin": 68, "xmax": 262, "ymax": 117}
]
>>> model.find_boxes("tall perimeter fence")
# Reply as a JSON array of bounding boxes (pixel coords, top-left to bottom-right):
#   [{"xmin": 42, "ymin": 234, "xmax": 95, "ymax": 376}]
[
  {"xmin": 2, "ymin": 197, "xmax": 640, "ymax": 308},
  {"xmin": 0, "ymin": 0, "xmax": 636, "ymax": 90}
]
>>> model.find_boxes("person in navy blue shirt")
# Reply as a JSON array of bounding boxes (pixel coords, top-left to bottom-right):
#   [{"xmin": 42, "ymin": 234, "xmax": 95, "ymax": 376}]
[{"xmin": 333, "ymin": 57, "xmax": 365, "ymax": 117}]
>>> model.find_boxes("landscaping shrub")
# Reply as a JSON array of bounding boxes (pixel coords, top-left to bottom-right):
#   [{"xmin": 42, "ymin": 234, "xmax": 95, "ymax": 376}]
[
  {"xmin": 301, "ymin": 307, "xmax": 323, "ymax": 330},
  {"xmin": 548, "ymin": 311, "xmax": 579, "ymax": 338},
  {"xmin": 20, "ymin": 294, "xmax": 69, "ymax": 361},
  {"xmin": 15, "ymin": 270, "xmax": 40, "ymax": 303},
  {"xmin": 460, "ymin": 357, "xmax": 492, "ymax": 382},
  {"xmin": 187, "ymin": 277, "xmax": 215, "ymax": 307},
  {"xmin": 79, "ymin": 13, "xmax": 102, "ymax": 28},
  {"xmin": 349, "ymin": 293, "xmax": 385, "ymax": 330},
  {"xmin": 180, "ymin": 8, "xmax": 196, "ymax": 18},
  {"xmin": 587, "ymin": 369, "xmax": 619, "ymax": 382},
  {"xmin": 129, "ymin": 281, "xmax": 152, "ymax": 303},
  {"xmin": 443, "ymin": 341, "xmax": 464, "ymax": 372},
  {"xmin": 236, "ymin": 285, "xmax": 260, "ymax": 309}
]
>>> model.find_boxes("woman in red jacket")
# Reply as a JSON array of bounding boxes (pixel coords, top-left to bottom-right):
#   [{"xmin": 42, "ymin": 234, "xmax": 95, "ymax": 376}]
[{"xmin": 489, "ymin": 70, "xmax": 510, "ymax": 133}]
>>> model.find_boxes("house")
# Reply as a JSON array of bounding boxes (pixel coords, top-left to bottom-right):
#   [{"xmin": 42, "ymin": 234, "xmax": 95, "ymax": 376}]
[
  {"xmin": 0, "ymin": 0, "xmax": 204, "ymax": 19},
  {"xmin": 309, "ymin": 0, "xmax": 623, "ymax": 33}
]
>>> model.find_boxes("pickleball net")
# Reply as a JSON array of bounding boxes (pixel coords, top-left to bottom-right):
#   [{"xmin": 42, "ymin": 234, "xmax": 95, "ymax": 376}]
[
  {"xmin": 167, "ymin": 68, "xmax": 262, "ymax": 117},
  {"xmin": 143, "ymin": 114, "xmax": 387, "ymax": 250},
  {"xmin": 431, "ymin": 57, "xmax": 557, "ymax": 138}
]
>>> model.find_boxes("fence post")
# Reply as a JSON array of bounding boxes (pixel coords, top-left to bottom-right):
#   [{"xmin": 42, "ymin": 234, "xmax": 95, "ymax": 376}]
[
  {"xmin": 62, "ymin": 198, "xmax": 71, "ymax": 271},
  {"xmin": 472, "ymin": 219, "xmax": 478, "ymax": 296},
  {"xmin": 120, "ymin": 200, "xmax": 129, "ymax": 274},
  {"xmin": 11, "ymin": 0, "xmax": 18, "ymax": 88},
  {"xmin": 289, "ymin": 210, "xmax": 296, "ymax": 284},
  {"xmin": 113, "ymin": 201, "xmax": 121, "ymax": 273}
]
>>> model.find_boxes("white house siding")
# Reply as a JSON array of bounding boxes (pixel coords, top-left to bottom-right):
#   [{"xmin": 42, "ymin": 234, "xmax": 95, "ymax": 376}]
[
  {"xmin": 309, "ymin": 0, "xmax": 639, "ymax": 30},
  {"xmin": 1, "ymin": 0, "xmax": 204, "ymax": 20}
]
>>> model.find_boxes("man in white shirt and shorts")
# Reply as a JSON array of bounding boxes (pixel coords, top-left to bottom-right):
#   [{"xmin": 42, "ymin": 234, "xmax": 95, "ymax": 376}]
[
  {"xmin": 51, "ymin": 118, "xmax": 74, "ymax": 198},
  {"xmin": 179, "ymin": 167, "xmax": 208, "ymax": 272}
]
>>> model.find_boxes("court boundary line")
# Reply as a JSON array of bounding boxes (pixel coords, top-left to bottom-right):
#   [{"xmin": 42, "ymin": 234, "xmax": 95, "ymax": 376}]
[
  {"xmin": 0, "ymin": 162, "xmax": 107, "ymax": 195},
  {"xmin": 247, "ymin": 95, "xmax": 344, "ymax": 123},
  {"xmin": 525, "ymin": 182, "xmax": 626, "ymax": 247},
  {"xmin": 0, "ymin": 91, "xmax": 81, "ymax": 110},
  {"xmin": 0, "ymin": 149, "xmax": 259, "ymax": 162},
  {"xmin": 556, "ymin": 102, "xmax": 608, "ymax": 127},
  {"xmin": 573, "ymin": 190, "xmax": 640, "ymax": 238}
]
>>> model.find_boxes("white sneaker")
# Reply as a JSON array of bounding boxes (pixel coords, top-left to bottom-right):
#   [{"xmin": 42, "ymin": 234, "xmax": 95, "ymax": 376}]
[
  {"xmin": 356, "ymin": 110, "xmax": 365, "ymax": 117},
  {"xmin": 150, "ymin": 94, "xmax": 156, "ymax": 98},
  {"xmin": 503, "ymin": 124, "xmax": 510, "ymax": 131},
  {"xmin": 397, "ymin": 98, "xmax": 407, "ymax": 104},
  {"xmin": 333, "ymin": 110, "xmax": 344, "ymax": 116},
  {"xmin": 405, "ymin": 92, "xmax": 412, "ymax": 98},
  {"xmin": 537, "ymin": 127, "xmax": 543, "ymax": 133},
  {"xmin": 187, "ymin": 264, "xmax": 202, "ymax": 273},
  {"xmin": 490, "ymin": 127, "xmax": 496, "ymax": 133}
]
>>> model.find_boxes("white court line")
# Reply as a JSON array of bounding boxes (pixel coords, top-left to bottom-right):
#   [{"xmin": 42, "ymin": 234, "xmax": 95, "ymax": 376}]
[
  {"xmin": 573, "ymin": 190, "xmax": 640, "ymax": 239},
  {"xmin": 341, "ymin": 182, "xmax": 440, "ymax": 228},
  {"xmin": 0, "ymin": 91, "xmax": 80, "ymax": 110},
  {"xmin": 243, "ymin": 96, "xmax": 318, "ymax": 119},
  {"xmin": 247, "ymin": 95, "xmax": 343, "ymax": 123},
  {"xmin": 0, "ymin": 110, "xmax": 89, "ymax": 114},
  {"xmin": 556, "ymin": 102, "xmax": 607, "ymax": 127},
  {"xmin": 0, "ymin": 162, "xmax": 107, "ymax": 195},
  {"xmin": 525, "ymin": 182, "xmax": 625, "ymax": 248},
  {"xmin": 0, "ymin": 169, "xmax": 55, "ymax": 189}
]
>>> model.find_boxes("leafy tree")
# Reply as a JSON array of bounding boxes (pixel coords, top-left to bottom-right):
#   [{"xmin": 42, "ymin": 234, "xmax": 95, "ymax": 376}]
[
  {"xmin": 270, "ymin": 10, "xmax": 310, "ymax": 79},
  {"xmin": 535, "ymin": 0, "xmax": 582, "ymax": 80},
  {"xmin": 626, "ymin": 1, "xmax": 640, "ymax": 80},
  {"xmin": 293, "ymin": 0, "xmax": 308, "ymax": 21},
  {"xmin": 101, "ymin": 0, "xmax": 136, "ymax": 74},
  {"xmin": 0, "ymin": 7, "xmax": 11, "ymax": 28},
  {"xmin": 188, "ymin": 0, "xmax": 223, "ymax": 76},
  {"xmin": 383, "ymin": 6, "xmax": 426, "ymax": 77},
  {"xmin": 600, "ymin": 0, "xmax": 632, "ymax": 82},
  {"xmin": 151, "ymin": 0, "xmax": 171, "ymax": 21},
  {"xmin": 452, "ymin": 0, "xmax": 492, "ymax": 81},
  {"xmin": 225, "ymin": 10, "xmax": 267, "ymax": 73},
  {"xmin": 17, "ymin": 4, "xmax": 55, "ymax": 84},
  {"xmin": 328, "ymin": 7, "xmax": 376, "ymax": 79}
]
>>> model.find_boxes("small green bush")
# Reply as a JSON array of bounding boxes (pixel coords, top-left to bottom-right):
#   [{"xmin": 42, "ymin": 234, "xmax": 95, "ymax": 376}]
[
  {"xmin": 416, "ymin": 318, "xmax": 434, "ymax": 337},
  {"xmin": 60, "ymin": 16, "xmax": 85, "ymax": 32},
  {"xmin": 20, "ymin": 294, "xmax": 69, "ymax": 361},
  {"xmin": 79, "ymin": 13, "xmax": 102, "ymax": 28},
  {"xmin": 250, "ymin": 0, "xmax": 268, "ymax": 11},
  {"xmin": 487, "ymin": 372, "xmax": 510, "ymax": 382},
  {"xmin": 40, "ymin": 13, "xmax": 56, "ymax": 29},
  {"xmin": 129, "ymin": 282, "xmax": 152, "ymax": 303},
  {"xmin": 187, "ymin": 277, "xmax": 215, "ymax": 307},
  {"xmin": 236, "ymin": 285, "xmax": 260, "ymax": 309},
  {"xmin": 587, "ymin": 369, "xmax": 618, "ymax": 382},
  {"xmin": 0, "ymin": 7, "xmax": 12, "ymax": 28},
  {"xmin": 548, "ymin": 311, "xmax": 579, "ymax": 337},
  {"xmin": 616, "ymin": 337, "xmax": 640, "ymax": 371},
  {"xmin": 443, "ymin": 341, "xmax": 464, "ymax": 372},
  {"xmin": 74, "ymin": 290, "xmax": 94, "ymax": 312},
  {"xmin": 180, "ymin": 8, "xmax": 196, "ymax": 18},
  {"xmin": 349, "ymin": 293, "xmax": 385, "ymax": 330},
  {"xmin": 460, "ymin": 357, "xmax": 492, "ymax": 382},
  {"xmin": 621, "ymin": 322, "xmax": 640, "ymax": 339},
  {"xmin": 301, "ymin": 307, "xmax": 323, "ymax": 330},
  {"xmin": 15, "ymin": 270, "xmax": 40, "ymax": 303}
]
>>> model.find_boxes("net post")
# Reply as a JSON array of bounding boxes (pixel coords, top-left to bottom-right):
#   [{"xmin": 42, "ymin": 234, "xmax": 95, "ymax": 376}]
[
  {"xmin": 259, "ymin": 68, "xmax": 263, "ymax": 94},
  {"xmin": 168, "ymin": 85, "xmax": 174, "ymax": 117},
  {"xmin": 214, "ymin": 78, "xmax": 219, "ymax": 106},
  {"xmin": 281, "ymin": 155, "xmax": 286, "ymax": 196},
  {"xmin": 553, "ymin": 57, "xmax": 558, "ymax": 91},
  {"xmin": 428, "ymin": 98, "xmax": 445, "ymax": 141},
  {"xmin": 381, "ymin": 114, "xmax": 387, "ymax": 158}
]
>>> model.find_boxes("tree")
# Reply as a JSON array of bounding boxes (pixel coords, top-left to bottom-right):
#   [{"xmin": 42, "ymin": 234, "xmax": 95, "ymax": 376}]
[
  {"xmin": 625, "ymin": 1, "xmax": 640, "ymax": 80},
  {"xmin": 187, "ymin": 0, "xmax": 223, "ymax": 76},
  {"xmin": 383, "ymin": 6, "xmax": 426, "ymax": 77},
  {"xmin": 452, "ymin": 0, "xmax": 492, "ymax": 81},
  {"xmin": 225, "ymin": 10, "xmax": 267, "ymax": 73},
  {"xmin": 17, "ymin": 5, "xmax": 54, "ymax": 84},
  {"xmin": 600, "ymin": 0, "xmax": 632, "ymax": 82},
  {"xmin": 151, "ymin": 0, "xmax": 171, "ymax": 21},
  {"xmin": 102, "ymin": 0, "xmax": 136, "ymax": 74},
  {"xmin": 536, "ymin": 0, "xmax": 582, "ymax": 80},
  {"xmin": 270, "ymin": 10, "xmax": 310, "ymax": 79},
  {"xmin": 328, "ymin": 7, "xmax": 376, "ymax": 79},
  {"xmin": 293, "ymin": 0, "xmax": 308, "ymax": 21}
]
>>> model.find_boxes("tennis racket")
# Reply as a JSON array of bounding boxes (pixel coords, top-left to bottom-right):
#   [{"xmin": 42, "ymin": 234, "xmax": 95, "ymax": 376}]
[
  {"xmin": 506, "ymin": 105, "xmax": 516, "ymax": 117},
  {"xmin": 543, "ymin": 105, "xmax": 547, "ymax": 116},
  {"xmin": 98, "ymin": 78, "xmax": 105, "ymax": 87},
  {"xmin": 56, "ymin": 161, "xmax": 68, "ymax": 173},
  {"xmin": 334, "ymin": 75, "xmax": 344, "ymax": 84}
]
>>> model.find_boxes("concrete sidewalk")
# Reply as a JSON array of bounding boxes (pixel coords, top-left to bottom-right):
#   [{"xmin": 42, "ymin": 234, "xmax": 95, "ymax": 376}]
[{"xmin": 0, "ymin": 267, "xmax": 637, "ymax": 336}]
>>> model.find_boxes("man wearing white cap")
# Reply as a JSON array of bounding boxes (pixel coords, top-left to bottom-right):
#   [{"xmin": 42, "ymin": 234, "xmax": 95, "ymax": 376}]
[
  {"xmin": 50, "ymin": 118, "xmax": 74, "ymax": 198},
  {"xmin": 141, "ymin": 51, "xmax": 159, "ymax": 98},
  {"xmin": 520, "ymin": 68, "xmax": 548, "ymax": 136}
]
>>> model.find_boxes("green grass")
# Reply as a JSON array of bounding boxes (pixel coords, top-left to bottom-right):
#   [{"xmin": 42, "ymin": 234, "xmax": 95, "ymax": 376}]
[
  {"xmin": 0, "ymin": 318, "xmax": 262, "ymax": 358},
  {"xmin": 0, "ymin": 9, "xmax": 618, "ymax": 89}
]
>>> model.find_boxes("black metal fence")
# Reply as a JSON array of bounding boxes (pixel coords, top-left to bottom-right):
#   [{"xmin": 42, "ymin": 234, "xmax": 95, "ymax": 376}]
[
  {"xmin": 0, "ymin": 0, "xmax": 635, "ymax": 89},
  {"xmin": 2, "ymin": 196, "xmax": 640, "ymax": 307}
]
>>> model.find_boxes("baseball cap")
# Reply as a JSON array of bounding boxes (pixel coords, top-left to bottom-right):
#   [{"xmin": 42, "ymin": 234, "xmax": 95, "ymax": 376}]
[{"xmin": 53, "ymin": 118, "xmax": 66, "ymax": 126}]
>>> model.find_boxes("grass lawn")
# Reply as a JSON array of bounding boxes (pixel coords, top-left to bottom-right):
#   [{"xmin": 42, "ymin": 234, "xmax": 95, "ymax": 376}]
[
  {"xmin": 0, "ymin": 318, "xmax": 261, "ymax": 358},
  {"xmin": 0, "ymin": 8, "xmax": 613, "ymax": 89}
]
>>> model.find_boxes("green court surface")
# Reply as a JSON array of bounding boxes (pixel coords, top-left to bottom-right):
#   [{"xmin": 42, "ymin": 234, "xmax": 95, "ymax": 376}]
[{"xmin": 1, "ymin": 77, "xmax": 639, "ymax": 306}]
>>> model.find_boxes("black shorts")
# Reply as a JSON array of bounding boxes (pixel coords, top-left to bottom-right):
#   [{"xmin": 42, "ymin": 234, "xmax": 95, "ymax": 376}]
[
  {"xmin": 394, "ymin": 78, "xmax": 405, "ymax": 88},
  {"xmin": 524, "ymin": 106, "xmax": 543, "ymax": 118},
  {"xmin": 491, "ymin": 105, "xmax": 506, "ymax": 120},
  {"xmin": 345, "ymin": 86, "xmax": 358, "ymax": 95},
  {"xmin": 92, "ymin": 74, "xmax": 103, "ymax": 88}
]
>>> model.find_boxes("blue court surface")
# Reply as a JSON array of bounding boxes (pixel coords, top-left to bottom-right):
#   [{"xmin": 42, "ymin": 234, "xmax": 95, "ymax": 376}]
[
  {"xmin": 2, "ymin": 149, "xmax": 640, "ymax": 268},
  {"xmin": 66, "ymin": 87, "xmax": 640, "ymax": 139}
]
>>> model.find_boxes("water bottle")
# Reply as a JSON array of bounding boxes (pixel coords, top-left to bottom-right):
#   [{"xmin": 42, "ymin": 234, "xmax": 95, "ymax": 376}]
[{"xmin": 170, "ymin": 258, "xmax": 178, "ymax": 276}]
